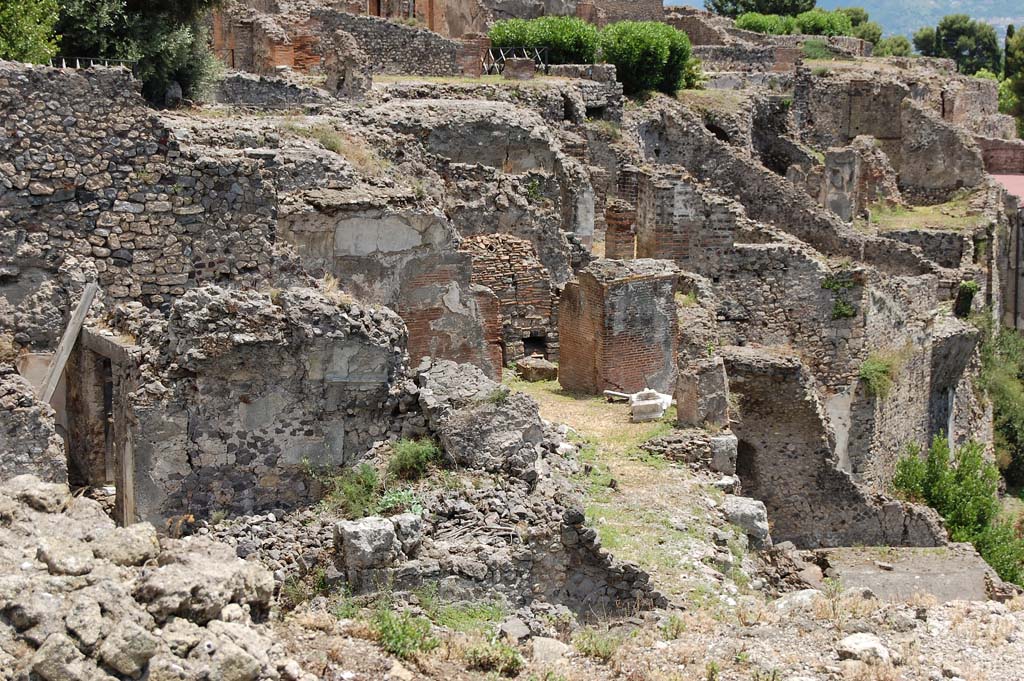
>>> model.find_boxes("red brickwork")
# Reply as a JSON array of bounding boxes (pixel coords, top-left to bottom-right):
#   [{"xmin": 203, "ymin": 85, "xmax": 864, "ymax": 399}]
[
  {"xmin": 604, "ymin": 200, "xmax": 635, "ymax": 259},
  {"xmin": 559, "ymin": 260, "xmax": 679, "ymax": 395},
  {"xmin": 461, "ymin": 235, "xmax": 558, "ymax": 363},
  {"xmin": 396, "ymin": 255, "xmax": 503, "ymax": 378}
]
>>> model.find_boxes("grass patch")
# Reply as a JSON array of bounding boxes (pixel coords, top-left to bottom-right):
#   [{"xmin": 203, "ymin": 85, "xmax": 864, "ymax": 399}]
[
  {"xmin": 462, "ymin": 639, "xmax": 525, "ymax": 676},
  {"xmin": 310, "ymin": 461, "xmax": 423, "ymax": 518},
  {"xmin": 372, "ymin": 608, "xmax": 439, "ymax": 659},
  {"xmin": 415, "ymin": 584, "xmax": 506, "ymax": 633},
  {"xmin": 388, "ymin": 438, "xmax": 441, "ymax": 481},
  {"xmin": 280, "ymin": 121, "xmax": 390, "ymax": 176},
  {"xmin": 858, "ymin": 348, "xmax": 908, "ymax": 400},
  {"xmin": 572, "ymin": 627, "xmax": 626, "ymax": 662},
  {"xmin": 860, "ymin": 191, "xmax": 985, "ymax": 233}
]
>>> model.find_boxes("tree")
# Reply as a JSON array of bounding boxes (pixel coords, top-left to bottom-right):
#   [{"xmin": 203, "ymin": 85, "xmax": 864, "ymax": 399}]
[
  {"xmin": 875, "ymin": 35, "xmax": 912, "ymax": 57},
  {"xmin": 913, "ymin": 15, "xmax": 1002, "ymax": 75},
  {"xmin": 0, "ymin": 0, "xmax": 60, "ymax": 63},
  {"xmin": 1007, "ymin": 26, "xmax": 1024, "ymax": 79},
  {"xmin": 853, "ymin": 21, "xmax": 882, "ymax": 45},
  {"xmin": 913, "ymin": 26, "xmax": 936, "ymax": 56},
  {"xmin": 55, "ymin": 0, "xmax": 224, "ymax": 103},
  {"xmin": 704, "ymin": 0, "xmax": 814, "ymax": 19},
  {"xmin": 836, "ymin": 7, "xmax": 868, "ymax": 28}
]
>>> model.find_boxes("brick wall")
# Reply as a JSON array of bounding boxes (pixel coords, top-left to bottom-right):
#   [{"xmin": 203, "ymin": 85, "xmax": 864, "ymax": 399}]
[
  {"xmin": 665, "ymin": 12, "xmax": 729, "ymax": 46},
  {"xmin": 461, "ymin": 234, "xmax": 559, "ymax": 363},
  {"xmin": 604, "ymin": 200, "xmax": 635, "ymax": 259},
  {"xmin": 975, "ymin": 135, "xmax": 1024, "ymax": 174},
  {"xmin": 559, "ymin": 259, "xmax": 679, "ymax": 395},
  {"xmin": 634, "ymin": 170, "xmax": 740, "ymax": 275}
]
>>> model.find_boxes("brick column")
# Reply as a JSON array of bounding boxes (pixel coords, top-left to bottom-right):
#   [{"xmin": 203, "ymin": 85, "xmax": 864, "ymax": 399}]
[{"xmin": 605, "ymin": 199, "xmax": 635, "ymax": 260}]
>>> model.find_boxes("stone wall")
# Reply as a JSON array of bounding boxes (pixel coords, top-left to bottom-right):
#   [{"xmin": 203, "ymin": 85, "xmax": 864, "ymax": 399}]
[
  {"xmin": 631, "ymin": 99, "xmax": 935, "ymax": 277},
  {"xmin": 0, "ymin": 63, "xmax": 279, "ymax": 349},
  {"xmin": 312, "ymin": 11, "xmax": 461, "ymax": 76},
  {"xmin": 104, "ymin": 286, "xmax": 406, "ymax": 523},
  {"xmin": 0, "ymin": 365, "xmax": 67, "ymax": 484},
  {"xmin": 214, "ymin": 71, "xmax": 333, "ymax": 106},
  {"xmin": 559, "ymin": 259, "xmax": 679, "ymax": 395},
  {"xmin": 277, "ymin": 187, "xmax": 503, "ymax": 378},
  {"xmin": 635, "ymin": 167, "xmax": 743, "ymax": 274},
  {"xmin": 844, "ymin": 318, "xmax": 982, "ymax": 492},
  {"xmin": 723, "ymin": 346, "xmax": 946, "ymax": 549}
]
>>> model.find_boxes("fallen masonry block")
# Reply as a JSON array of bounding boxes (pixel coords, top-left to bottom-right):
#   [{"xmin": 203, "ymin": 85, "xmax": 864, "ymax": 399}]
[{"xmin": 515, "ymin": 356, "xmax": 558, "ymax": 382}]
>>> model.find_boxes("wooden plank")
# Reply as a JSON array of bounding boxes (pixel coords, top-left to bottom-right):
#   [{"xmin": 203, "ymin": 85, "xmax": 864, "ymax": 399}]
[{"xmin": 39, "ymin": 282, "xmax": 98, "ymax": 404}]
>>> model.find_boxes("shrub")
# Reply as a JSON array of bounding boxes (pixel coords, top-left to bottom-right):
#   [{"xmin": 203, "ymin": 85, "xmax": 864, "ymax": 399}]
[
  {"xmin": 387, "ymin": 438, "xmax": 441, "ymax": 481},
  {"xmin": 852, "ymin": 20, "xmax": 882, "ymax": 45},
  {"xmin": 802, "ymin": 40, "xmax": 834, "ymax": 61},
  {"xmin": 572, "ymin": 627, "xmax": 625, "ymax": 662},
  {"xmin": 874, "ymin": 35, "xmax": 912, "ymax": 57},
  {"xmin": 599, "ymin": 21, "xmax": 700, "ymax": 95},
  {"xmin": 488, "ymin": 16, "xmax": 598, "ymax": 64},
  {"xmin": 794, "ymin": 9, "xmax": 854, "ymax": 37},
  {"xmin": 978, "ymin": 314, "xmax": 1024, "ymax": 487},
  {"xmin": 319, "ymin": 463, "xmax": 380, "ymax": 518},
  {"xmin": 735, "ymin": 13, "xmax": 794, "ymax": 35},
  {"xmin": 463, "ymin": 639, "xmax": 525, "ymax": 676},
  {"xmin": 372, "ymin": 609, "xmax": 439, "ymax": 659},
  {"xmin": 858, "ymin": 351, "xmax": 902, "ymax": 399},
  {"xmin": 894, "ymin": 437, "xmax": 1024, "ymax": 585},
  {"xmin": 0, "ymin": 0, "xmax": 59, "ymax": 63}
]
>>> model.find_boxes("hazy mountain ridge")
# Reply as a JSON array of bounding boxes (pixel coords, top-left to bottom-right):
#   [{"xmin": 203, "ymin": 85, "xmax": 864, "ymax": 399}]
[{"xmin": 669, "ymin": 1, "xmax": 1024, "ymax": 38}]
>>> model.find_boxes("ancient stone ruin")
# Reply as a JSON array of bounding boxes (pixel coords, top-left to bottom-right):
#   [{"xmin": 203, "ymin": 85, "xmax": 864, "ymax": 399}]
[{"xmin": 4, "ymin": 2, "xmax": 1024, "ymax": 679}]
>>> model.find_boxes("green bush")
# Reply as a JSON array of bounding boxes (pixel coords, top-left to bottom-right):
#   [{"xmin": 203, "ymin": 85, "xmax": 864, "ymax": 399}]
[
  {"xmin": 373, "ymin": 609, "xmax": 440, "ymax": 659},
  {"xmin": 0, "ymin": 0, "xmax": 59, "ymax": 63},
  {"xmin": 488, "ymin": 16, "xmax": 599, "ymax": 64},
  {"xmin": 802, "ymin": 39, "xmax": 834, "ymax": 60},
  {"xmin": 858, "ymin": 351, "xmax": 900, "ymax": 399},
  {"xmin": 978, "ymin": 315, "xmax": 1024, "ymax": 487},
  {"xmin": 795, "ymin": 9, "xmax": 854, "ymax": 37},
  {"xmin": 852, "ymin": 20, "xmax": 882, "ymax": 45},
  {"xmin": 321, "ymin": 463, "xmax": 381, "ymax": 518},
  {"xmin": 388, "ymin": 438, "xmax": 441, "ymax": 481},
  {"xmin": 735, "ymin": 12, "xmax": 795, "ymax": 35},
  {"xmin": 463, "ymin": 639, "xmax": 525, "ymax": 676},
  {"xmin": 873, "ymin": 35, "xmax": 912, "ymax": 57},
  {"xmin": 572, "ymin": 627, "xmax": 625, "ymax": 662},
  {"xmin": 599, "ymin": 21, "xmax": 700, "ymax": 95},
  {"xmin": 893, "ymin": 437, "xmax": 1024, "ymax": 585}
]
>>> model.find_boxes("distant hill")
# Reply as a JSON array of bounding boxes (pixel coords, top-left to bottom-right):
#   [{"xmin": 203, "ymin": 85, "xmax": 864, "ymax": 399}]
[{"xmin": 667, "ymin": 1, "xmax": 1024, "ymax": 38}]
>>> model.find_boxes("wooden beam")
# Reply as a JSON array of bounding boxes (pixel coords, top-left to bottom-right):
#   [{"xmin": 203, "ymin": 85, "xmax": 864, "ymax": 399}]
[{"xmin": 39, "ymin": 282, "xmax": 98, "ymax": 404}]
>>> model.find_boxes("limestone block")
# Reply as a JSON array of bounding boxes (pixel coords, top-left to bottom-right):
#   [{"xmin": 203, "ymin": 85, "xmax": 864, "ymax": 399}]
[
  {"xmin": 334, "ymin": 517, "xmax": 398, "ymax": 569},
  {"xmin": 676, "ymin": 357, "xmax": 730, "ymax": 429},
  {"xmin": 515, "ymin": 356, "xmax": 558, "ymax": 382},
  {"xmin": 503, "ymin": 58, "xmax": 536, "ymax": 81},
  {"xmin": 722, "ymin": 495, "xmax": 772, "ymax": 549}
]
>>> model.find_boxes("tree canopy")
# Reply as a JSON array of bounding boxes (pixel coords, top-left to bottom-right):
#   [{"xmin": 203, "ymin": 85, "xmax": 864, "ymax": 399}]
[
  {"xmin": 704, "ymin": 0, "xmax": 815, "ymax": 19},
  {"xmin": 0, "ymin": 0, "xmax": 60, "ymax": 63},
  {"xmin": 914, "ymin": 14, "xmax": 1002, "ymax": 75},
  {"xmin": 55, "ymin": 0, "xmax": 223, "ymax": 103}
]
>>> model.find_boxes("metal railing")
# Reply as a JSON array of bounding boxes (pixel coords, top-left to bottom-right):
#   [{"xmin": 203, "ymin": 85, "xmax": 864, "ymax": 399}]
[
  {"xmin": 50, "ymin": 57, "xmax": 138, "ymax": 72},
  {"xmin": 482, "ymin": 46, "xmax": 549, "ymax": 75}
]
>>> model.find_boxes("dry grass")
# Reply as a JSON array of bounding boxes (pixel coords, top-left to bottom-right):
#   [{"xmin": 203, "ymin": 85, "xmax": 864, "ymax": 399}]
[
  {"xmin": 280, "ymin": 121, "xmax": 391, "ymax": 177},
  {"xmin": 504, "ymin": 376, "xmax": 737, "ymax": 598},
  {"xmin": 857, "ymin": 190, "xmax": 987, "ymax": 233},
  {"xmin": 319, "ymin": 274, "xmax": 355, "ymax": 306}
]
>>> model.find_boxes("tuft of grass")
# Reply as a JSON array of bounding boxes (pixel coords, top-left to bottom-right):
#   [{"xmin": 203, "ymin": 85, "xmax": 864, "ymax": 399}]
[
  {"xmin": 675, "ymin": 291, "xmax": 698, "ymax": 308},
  {"xmin": 415, "ymin": 584, "xmax": 506, "ymax": 633},
  {"xmin": 388, "ymin": 438, "xmax": 441, "ymax": 481},
  {"xmin": 282, "ymin": 122, "xmax": 390, "ymax": 176},
  {"xmin": 462, "ymin": 639, "xmax": 525, "ymax": 676},
  {"xmin": 858, "ymin": 348, "xmax": 908, "ymax": 400},
  {"xmin": 372, "ymin": 608, "xmax": 439, "ymax": 659},
  {"xmin": 376, "ymin": 487, "xmax": 423, "ymax": 516},
  {"xmin": 660, "ymin": 613, "xmax": 687, "ymax": 640},
  {"xmin": 318, "ymin": 463, "xmax": 380, "ymax": 518},
  {"xmin": 572, "ymin": 627, "xmax": 626, "ymax": 663}
]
